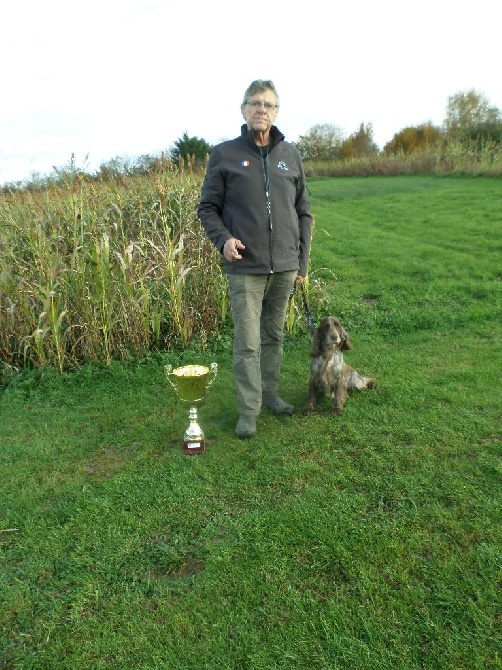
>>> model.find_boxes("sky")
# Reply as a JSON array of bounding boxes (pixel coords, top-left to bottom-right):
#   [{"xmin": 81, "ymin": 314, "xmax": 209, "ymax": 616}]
[{"xmin": 1, "ymin": 0, "xmax": 501, "ymax": 185}]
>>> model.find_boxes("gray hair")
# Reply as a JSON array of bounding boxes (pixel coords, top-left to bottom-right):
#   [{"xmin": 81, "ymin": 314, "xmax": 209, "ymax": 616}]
[{"xmin": 241, "ymin": 79, "xmax": 280, "ymax": 109}]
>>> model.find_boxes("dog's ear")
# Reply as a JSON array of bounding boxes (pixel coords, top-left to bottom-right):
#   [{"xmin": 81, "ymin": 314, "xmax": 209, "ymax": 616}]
[
  {"xmin": 341, "ymin": 328, "xmax": 352, "ymax": 350},
  {"xmin": 310, "ymin": 325, "xmax": 322, "ymax": 356}
]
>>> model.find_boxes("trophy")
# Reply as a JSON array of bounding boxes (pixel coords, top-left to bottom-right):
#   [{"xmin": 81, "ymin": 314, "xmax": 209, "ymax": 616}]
[{"xmin": 165, "ymin": 363, "xmax": 218, "ymax": 455}]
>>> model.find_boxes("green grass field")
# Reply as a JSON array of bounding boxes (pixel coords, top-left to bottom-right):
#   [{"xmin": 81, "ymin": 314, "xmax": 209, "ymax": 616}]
[{"xmin": 1, "ymin": 176, "xmax": 501, "ymax": 669}]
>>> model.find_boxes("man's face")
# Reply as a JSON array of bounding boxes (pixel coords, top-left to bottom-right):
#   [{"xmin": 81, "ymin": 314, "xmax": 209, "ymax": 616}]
[{"xmin": 242, "ymin": 91, "xmax": 278, "ymax": 132}]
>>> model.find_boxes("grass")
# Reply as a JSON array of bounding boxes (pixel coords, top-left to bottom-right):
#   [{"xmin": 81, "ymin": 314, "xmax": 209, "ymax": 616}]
[{"xmin": 1, "ymin": 176, "xmax": 501, "ymax": 669}]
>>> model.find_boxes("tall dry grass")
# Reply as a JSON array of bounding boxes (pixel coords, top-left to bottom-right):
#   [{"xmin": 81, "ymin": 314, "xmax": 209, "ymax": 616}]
[
  {"xmin": 0, "ymin": 168, "xmax": 227, "ymax": 373},
  {"xmin": 303, "ymin": 138, "xmax": 502, "ymax": 178}
]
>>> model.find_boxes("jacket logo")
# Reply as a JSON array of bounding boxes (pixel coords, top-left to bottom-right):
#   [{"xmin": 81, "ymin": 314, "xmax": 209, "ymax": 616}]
[
  {"xmin": 241, "ymin": 160, "xmax": 250, "ymax": 167},
  {"xmin": 277, "ymin": 161, "xmax": 289, "ymax": 171}
]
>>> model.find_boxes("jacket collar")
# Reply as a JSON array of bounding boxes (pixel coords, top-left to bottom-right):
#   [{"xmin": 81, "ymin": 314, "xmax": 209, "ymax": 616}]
[{"xmin": 240, "ymin": 124, "xmax": 285, "ymax": 149}]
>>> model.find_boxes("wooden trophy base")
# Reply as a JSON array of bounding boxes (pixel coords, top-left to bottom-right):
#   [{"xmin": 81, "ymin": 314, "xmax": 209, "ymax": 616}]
[{"xmin": 182, "ymin": 438, "xmax": 206, "ymax": 456}]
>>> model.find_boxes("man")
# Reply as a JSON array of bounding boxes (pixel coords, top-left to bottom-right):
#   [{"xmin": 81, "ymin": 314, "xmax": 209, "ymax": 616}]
[{"xmin": 197, "ymin": 79, "xmax": 312, "ymax": 439}]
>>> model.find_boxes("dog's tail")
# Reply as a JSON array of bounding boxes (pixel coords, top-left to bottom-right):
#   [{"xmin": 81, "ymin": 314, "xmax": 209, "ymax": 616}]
[{"xmin": 346, "ymin": 370, "xmax": 375, "ymax": 390}]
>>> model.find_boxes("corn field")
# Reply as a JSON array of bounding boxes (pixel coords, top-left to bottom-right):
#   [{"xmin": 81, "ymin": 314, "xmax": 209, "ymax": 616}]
[{"xmin": 0, "ymin": 169, "xmax": 231, "ymax": 373}]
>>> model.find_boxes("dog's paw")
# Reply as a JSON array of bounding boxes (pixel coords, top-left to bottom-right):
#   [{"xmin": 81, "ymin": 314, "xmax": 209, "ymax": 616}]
[
  {"xmin": 366, "ymin": 379, "xmax": 376, "ymax": 389},
  {"xmin": 302, "ymin": 403, "xmax": 314, "ymax": 414},
  {"xmin": 331, "ymin": 407, "xmax": 343, "ymax": 415}
]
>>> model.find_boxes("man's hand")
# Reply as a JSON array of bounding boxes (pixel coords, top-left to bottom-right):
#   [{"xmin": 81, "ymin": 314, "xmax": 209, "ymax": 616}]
[
  {"xmin": 223, "ymin": 238, "xmax": 246, "ymax": 262},
  {"xmin": 295, "ymin": 275, "xmax": 305, "ymax": 285}
]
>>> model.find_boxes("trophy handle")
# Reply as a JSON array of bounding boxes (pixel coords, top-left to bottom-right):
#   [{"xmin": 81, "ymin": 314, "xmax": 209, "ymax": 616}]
[
  {"xmin": 164, "ymin": 364, "xmax": 177, "ymax": 391},
  {"xmin": 207, "ymin": 362, "xmax": 218, "ymax": 389}
]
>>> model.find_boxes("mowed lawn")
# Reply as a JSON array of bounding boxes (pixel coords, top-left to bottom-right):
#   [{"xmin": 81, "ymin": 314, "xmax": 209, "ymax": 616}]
[{"xmin": 1, "ymin": 176, "xmax": 500, "ymax": 669}]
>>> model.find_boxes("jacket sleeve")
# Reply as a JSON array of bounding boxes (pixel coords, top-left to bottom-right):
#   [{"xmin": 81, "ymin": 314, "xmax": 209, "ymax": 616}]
[
  {"xmin": 197, "ymin": 148, "xmax": 231, "ymax": 254},
  {"xmin": 295, "ymin": 157, "xmax": 313, "ymax": 277}
]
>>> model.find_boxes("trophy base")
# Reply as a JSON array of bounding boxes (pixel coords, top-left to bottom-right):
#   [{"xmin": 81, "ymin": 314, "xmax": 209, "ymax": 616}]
[{"xmin": 183, "ymin": 438, "xmax": 206, "ymax": 456}]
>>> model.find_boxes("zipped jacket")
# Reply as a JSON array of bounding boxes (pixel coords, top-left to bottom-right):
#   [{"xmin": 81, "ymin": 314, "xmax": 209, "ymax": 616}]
[{"xmin": 197, "ymin": 124, "xmax": 312, "ymax": 277}]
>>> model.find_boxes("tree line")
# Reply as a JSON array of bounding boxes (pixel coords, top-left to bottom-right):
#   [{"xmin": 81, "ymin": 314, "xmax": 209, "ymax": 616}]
[{"xmin": 295, "ymin": 89, "xmax": 502, "ymax": 160}]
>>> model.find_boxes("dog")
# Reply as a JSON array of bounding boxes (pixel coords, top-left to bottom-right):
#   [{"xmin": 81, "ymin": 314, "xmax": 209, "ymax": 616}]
[{"xmin": 303, "ymin": 317, "xmax": 375, "ymax": 415}]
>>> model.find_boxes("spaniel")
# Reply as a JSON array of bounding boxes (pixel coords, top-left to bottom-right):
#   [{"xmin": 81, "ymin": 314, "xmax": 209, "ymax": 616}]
[{"xmin": 303, "ymin": 317, "xmax": 375, "ymax": 415}]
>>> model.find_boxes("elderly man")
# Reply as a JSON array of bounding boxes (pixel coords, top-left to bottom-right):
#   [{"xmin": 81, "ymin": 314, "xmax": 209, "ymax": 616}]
[{"xmin": 197, "ymin": 79, "xmax": 312, "ymax": 439}]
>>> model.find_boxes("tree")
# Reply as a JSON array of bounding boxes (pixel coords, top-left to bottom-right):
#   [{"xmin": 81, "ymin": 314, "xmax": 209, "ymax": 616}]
[
  {"xmin": 384, "ymin": 123, "xmax": 442, "ymax": 155},
  {"xmin": 170, "ymin": 132, "xmax": 212, "ymax": 167},
  {"xmin": 295, "ymin": 124, "xmax": 344, "ymax": 161},
  {"xmin": 131, "ymin": 153, "xmax": 174, "ymax": 175},
  {"xmin": 97, "ymin": 156, "xmax": 135, "ymax": 179},
  {"xmin": 444, "ymin": 89, "xmax": 501, "ymax": 138},
  {"xmin": 464, "ymin": 122, "xmax": 502, "ymax": 146},
  {"xmin": 339, "ymin": 123, "xmax": 378, "ymax": 159}
]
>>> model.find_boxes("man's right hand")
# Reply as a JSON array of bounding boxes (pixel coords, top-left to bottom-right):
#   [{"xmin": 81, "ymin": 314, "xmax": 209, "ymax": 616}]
[{"xmin": 223, "ymin": 238, "xmax": 246, "ymax": 262}]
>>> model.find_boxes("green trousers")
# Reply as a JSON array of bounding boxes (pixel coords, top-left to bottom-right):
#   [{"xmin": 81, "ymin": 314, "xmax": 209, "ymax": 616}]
[{"xmin": 227, "ymin": 271, "xmax": 297, "ymax": 416}]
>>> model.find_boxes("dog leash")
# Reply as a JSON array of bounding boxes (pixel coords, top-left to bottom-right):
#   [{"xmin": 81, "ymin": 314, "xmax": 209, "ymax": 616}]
[{"xmin": 290, "ymin": 282, "xmax": 315, "ymax": 335}]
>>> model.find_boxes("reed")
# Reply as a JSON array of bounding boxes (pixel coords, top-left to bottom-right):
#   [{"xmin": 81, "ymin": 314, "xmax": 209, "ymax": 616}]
[{"xmin": 0, "ymin": 169, "xmax": 226, "ymax": 373}]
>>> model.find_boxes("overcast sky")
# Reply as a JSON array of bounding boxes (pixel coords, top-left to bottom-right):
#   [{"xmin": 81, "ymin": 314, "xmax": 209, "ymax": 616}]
[{"xmin": 1, "ymin": 0, "xmax": 501, "ymax": 184}]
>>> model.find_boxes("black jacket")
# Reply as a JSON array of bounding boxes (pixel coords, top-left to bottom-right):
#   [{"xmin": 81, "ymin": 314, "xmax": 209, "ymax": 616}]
[{"xmin": 197, "ymin": 124, "xmax": 312, "ymax": 276}]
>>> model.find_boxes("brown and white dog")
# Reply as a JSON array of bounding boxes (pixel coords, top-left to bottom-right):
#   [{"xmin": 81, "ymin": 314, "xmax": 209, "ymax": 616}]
[{"xmin": 303, "ymin": 317, "xmax": 375, "ymax": 415}]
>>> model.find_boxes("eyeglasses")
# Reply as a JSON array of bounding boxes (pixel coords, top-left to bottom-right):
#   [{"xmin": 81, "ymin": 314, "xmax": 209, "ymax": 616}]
[{"xmin": 246, "ymin": 100, "xmax": 278, "ymax": 111}]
